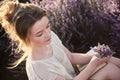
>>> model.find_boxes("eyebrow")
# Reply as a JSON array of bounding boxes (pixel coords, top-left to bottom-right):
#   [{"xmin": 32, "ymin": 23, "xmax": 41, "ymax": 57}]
[{"xmin": 35, "ymin": 23, "xmax": 49, "ymax": 35}]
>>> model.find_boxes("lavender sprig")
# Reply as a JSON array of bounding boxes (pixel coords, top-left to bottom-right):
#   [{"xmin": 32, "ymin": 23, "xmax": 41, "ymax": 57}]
[{"xmin": 91, "ymin": 43, "xmax": 116, "ymax": 58}]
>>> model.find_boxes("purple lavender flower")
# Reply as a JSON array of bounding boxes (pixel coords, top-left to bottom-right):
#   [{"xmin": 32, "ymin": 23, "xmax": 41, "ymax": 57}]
[{"xmin": 92, "ymin": 43, "xmax": 116, "ymax": 58}]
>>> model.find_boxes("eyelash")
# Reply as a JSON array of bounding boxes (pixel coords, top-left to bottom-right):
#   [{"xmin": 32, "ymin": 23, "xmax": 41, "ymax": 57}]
[
  {"xmin": 36, "ymin": 24, "xmax": 50, "ymax": 37},
  {"xmin": 37, "ymin": 33, "xmax": 42, "ymax": 37}
]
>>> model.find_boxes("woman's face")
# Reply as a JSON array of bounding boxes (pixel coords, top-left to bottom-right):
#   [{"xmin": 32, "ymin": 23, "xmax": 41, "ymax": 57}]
[{"xmin": 28, "ymin": 16, "xmax": 51, "ymax": 47}]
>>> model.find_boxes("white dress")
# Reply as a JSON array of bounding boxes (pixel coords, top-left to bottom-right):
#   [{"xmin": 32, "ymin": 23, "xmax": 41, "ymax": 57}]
[{"xmin": 26, "ymin": 31, "xmax": 76, "ymax": 80}]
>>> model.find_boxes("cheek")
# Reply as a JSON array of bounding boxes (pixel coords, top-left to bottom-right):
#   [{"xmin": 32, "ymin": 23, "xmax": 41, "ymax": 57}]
[{"xmin": 32, "ymin": 37, "xmax": 45, "ymax": 44}]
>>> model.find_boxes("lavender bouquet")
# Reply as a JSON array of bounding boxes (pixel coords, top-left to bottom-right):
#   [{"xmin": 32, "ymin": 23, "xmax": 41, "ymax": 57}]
[{"xmin": 91, "ymin": 43, "xmax": 116, "ymax": 58}]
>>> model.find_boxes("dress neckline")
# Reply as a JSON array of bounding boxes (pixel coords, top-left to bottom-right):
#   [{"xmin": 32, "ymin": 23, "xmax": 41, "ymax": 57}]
[{"xmin": 27, "ymin": 42, "xmax": 55, "ymax": 63}]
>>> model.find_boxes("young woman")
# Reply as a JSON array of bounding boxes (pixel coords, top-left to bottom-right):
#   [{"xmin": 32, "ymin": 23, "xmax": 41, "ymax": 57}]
[{"xmin": 0, "ymin": 1, "xmax": 120, "ymax": 80}]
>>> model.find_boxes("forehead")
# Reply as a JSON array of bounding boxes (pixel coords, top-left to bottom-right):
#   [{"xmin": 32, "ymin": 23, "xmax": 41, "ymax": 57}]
[{"xmin": 30, "ymin": 16, "xmax": 49, "ymax": 34}]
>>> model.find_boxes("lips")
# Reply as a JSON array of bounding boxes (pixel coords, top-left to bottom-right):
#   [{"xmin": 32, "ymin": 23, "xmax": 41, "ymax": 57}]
[{"xmin": 46, "ymin": 37, "xmax": 51, "ymax": 42}]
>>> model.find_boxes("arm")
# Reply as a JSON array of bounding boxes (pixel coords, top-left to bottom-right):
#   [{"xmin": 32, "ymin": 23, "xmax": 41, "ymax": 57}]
[
  {"xmin": 56, "ymin": 56, "xmax": 109, "ymax": 80},
  {"xmin": 56, "ymin": 65, "xmax": 96, "ymax": 80},
  {"xmin": 63, "ymin": 45, "xmax": 97, "ymax": 66},
  {"xmin": 53, "ymin": 33, "xmax": 110, "ymax": 79}
]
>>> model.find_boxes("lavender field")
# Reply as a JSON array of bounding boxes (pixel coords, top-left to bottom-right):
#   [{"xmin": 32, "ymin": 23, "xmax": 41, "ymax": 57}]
[{"xmin": 0, "ymin": 0, "xmax": 120, "ymax": 80}]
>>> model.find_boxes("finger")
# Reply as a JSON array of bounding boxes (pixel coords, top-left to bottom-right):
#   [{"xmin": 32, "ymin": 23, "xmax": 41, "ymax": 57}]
[
  {"xmin": 100, "ymin": 56, "xmax": 109, "ymax": 62},
  {"xmin": 103, "ymin": 56, "xmax": 111, "ymax": 62}
]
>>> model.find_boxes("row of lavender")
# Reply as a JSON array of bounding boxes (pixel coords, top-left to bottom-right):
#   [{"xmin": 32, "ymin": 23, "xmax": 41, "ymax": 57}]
[{"xmin": 35, "ymin": 0, "xmax": 120, "ymax": 57}]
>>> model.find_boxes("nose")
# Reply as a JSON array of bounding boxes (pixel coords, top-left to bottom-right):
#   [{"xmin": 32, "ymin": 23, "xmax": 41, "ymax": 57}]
[{"xmin": 44, "ymin": 29, "xmax": 51, "ymax": 39}]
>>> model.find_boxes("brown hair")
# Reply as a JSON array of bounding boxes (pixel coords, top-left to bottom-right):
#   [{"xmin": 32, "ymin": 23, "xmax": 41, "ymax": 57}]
[{"xmin": 0, "ymin": 1, "xmax": 46, "ymax": 68}]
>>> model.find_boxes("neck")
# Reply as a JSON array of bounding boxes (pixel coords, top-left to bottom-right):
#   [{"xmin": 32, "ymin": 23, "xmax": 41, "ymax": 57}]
[
  {"xmin": 29, "ymin": 44, "xmax": 53, "ymax": 60},
  {"xmin": 31, "ymin": 44, "xmax": 49, "ymax": 54}
]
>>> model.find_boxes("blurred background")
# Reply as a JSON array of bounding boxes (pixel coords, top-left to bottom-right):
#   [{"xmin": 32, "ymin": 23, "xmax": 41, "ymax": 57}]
[{"xmin": 0, "ymin": 0, "xmax": 120, "ymax": 80}]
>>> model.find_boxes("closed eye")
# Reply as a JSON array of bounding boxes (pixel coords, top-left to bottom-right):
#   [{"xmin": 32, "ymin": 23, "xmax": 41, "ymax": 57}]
[
  {"xmin": 35, "ymin": 23, "xmax": 50, "ymax": 37},
  {"xmin": 36, "ymin": 32, "xmax": 43, "ymax": 37}
]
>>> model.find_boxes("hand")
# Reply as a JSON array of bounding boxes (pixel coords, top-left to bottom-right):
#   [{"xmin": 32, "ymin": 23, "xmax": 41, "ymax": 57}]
[{"xmin": 89, "ymin": 55, "xmax": 110, "ymax": 67}]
